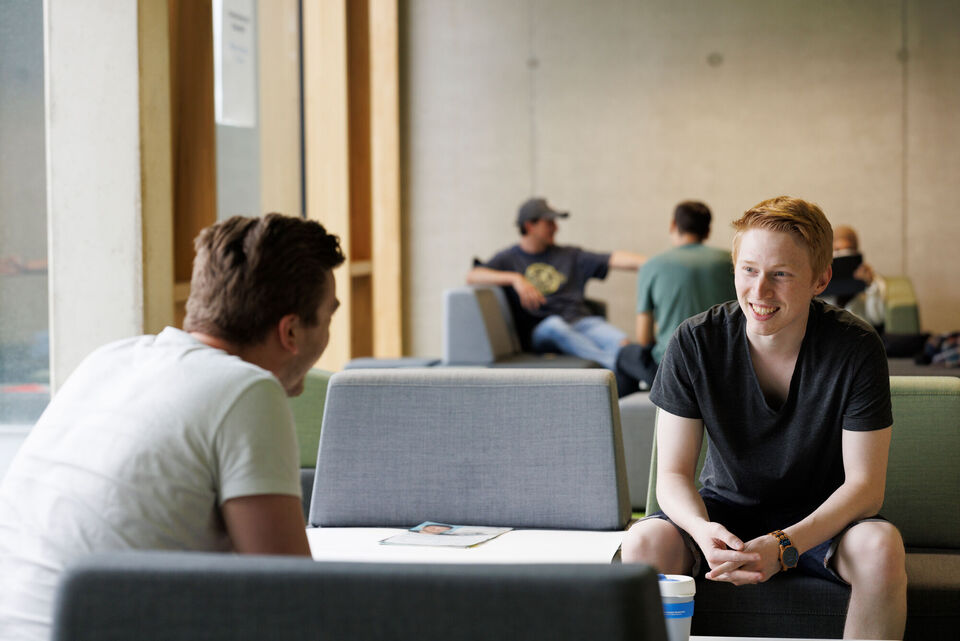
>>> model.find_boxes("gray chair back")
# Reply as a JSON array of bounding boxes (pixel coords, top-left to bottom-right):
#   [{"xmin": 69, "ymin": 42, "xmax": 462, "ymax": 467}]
[
  {"xmin": 443, "ymin": 285, "xmax": 521, "ymax": 364},
  {"xmin": 310, "ymin": 368, "xmax": 631, "ymax": 529},
  {"xmin": 53, "ymin": 552, "xmax": 669, "ymax": 641}
]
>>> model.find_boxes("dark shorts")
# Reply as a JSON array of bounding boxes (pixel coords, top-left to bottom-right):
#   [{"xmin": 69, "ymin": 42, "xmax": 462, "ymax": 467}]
[{"xmin": 640, "ymin": 493, "xmax": 889, "ymax": 585}]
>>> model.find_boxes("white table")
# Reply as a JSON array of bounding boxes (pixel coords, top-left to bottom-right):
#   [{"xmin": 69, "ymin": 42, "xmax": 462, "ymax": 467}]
[
  {"xmin": 308, "ymin": 527, "xmax": 624, "ymax": 564},
  {"xmin": 692, "ymin": 637, "xmax": 883, "ymax": 641}
]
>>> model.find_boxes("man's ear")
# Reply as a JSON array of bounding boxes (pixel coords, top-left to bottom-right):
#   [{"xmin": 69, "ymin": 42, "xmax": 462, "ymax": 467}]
[
  {"xmin": 812, "ymin": 265, "xmax": 833, "ymax": 296},
  {"xmin": 277, "ymin": 313, "xmax": 300, "ymax": 354}
]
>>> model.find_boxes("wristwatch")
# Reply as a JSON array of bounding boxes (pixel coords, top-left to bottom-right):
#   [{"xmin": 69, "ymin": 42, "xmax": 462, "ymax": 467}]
[{"xmin": 769, "ymin": 529, "xmax": 799, "ymax": 571}]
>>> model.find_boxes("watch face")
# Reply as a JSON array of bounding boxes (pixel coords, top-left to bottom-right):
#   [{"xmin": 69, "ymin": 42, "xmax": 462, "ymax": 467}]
[{"xmin": 783, "ymin": 546, "xmax": 799, "ymax": 568}]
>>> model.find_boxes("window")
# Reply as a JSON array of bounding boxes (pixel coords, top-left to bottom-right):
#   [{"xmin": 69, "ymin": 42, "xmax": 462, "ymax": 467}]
[{"xmin": 1, "ymin": 0, "xmax": 49, "ymax": 428}]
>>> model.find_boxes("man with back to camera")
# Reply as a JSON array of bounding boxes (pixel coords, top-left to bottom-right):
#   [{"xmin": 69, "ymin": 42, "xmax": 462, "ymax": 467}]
[
  {"xmin": 467, "ymin": 197, "xmax": 646, "ymax": 370},
  {"xmin": 616, "ymin": 200, "xmax": 735, "ymax": 389},
  {"xmin": 621, "ymin": 197, "xmax": 907, "ymax": 640},
  {"xmin": 0, "ymin": 213, "xmax": 344, "ymax": 640}
]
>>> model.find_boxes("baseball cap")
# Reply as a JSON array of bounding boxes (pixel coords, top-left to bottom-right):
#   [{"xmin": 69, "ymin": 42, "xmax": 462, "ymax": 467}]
[{"xmin": 517, "ymin": 198, "xmax": 569, "ymax": 226}]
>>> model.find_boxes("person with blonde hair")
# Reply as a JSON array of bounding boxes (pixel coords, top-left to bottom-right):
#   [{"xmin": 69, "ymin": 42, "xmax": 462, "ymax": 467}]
[{"xmin": 622, "ymin": 196, "xmax": 906, "ymax": 640}]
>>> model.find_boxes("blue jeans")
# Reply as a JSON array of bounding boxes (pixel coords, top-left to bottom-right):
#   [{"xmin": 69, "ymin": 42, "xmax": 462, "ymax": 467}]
[{"xmin": 530, "ymin": 315, "xmax": 626, "ymax": 370}]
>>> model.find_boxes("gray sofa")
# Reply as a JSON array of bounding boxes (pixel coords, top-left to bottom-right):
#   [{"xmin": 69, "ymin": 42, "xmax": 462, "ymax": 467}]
[
  {"xmin": 443, "ymin": 285, "xmax": 600, "ymax": 367},
  {"xmin": 618, "ymin": 390, "xmax": 658, "ymax": 511},
  {"xmin": 308, "ymin": 368, "xmax": 631, "ymax": 530},
  {"xmin": 53, "ymin": 552, "xmax": 669, "ymax": 641},
  {"xmin": 645, "ymin": 375, "xmax": 960, "ymax": 639},
  {"xmin": 441, "ymin": 284, "xmax": 658, "ymax": 511}
]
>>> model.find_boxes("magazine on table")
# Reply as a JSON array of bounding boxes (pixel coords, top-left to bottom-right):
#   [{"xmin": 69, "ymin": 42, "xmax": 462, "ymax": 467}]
[{"xmin": 379, "ymin": 521, "xmax": 512, "ymax": 548}]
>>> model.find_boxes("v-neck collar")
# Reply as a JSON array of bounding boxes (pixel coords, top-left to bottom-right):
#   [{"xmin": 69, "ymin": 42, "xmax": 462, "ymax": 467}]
[{"xmin": 741, "ymin": 302, "xmax": 815, "ymax": 414}]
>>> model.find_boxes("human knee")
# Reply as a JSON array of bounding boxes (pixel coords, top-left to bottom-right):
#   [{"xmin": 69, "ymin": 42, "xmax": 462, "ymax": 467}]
[
  {"xmin": 842, "ymin": 524, "xmax": 907, "ymax": 589},
  {"xmin": 621, "ymin": 520, "xmax": 688, "ymax": 572},
  {"xmin": 536, "ymin": 315, "xmax": 570, "ymax": 333}
]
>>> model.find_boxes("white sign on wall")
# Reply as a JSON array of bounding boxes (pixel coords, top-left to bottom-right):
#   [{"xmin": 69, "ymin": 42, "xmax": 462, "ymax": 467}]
[{"xmin": 213, "ymin": 0, "xmax": 256, "ymax": 128}]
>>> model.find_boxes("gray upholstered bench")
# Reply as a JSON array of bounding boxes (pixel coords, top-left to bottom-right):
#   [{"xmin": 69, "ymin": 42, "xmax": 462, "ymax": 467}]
[
  {"xmin": 618, "ymin": 390, "xmax": 657, "ymax": 511},
  {"xmin": 307, "ymin": 368, "xmax": 631, "ymax": 530},
  {"xmin": 443, "ymin": 285, "xmax": 600, "ymax": 368},
  {"xmin": 54, "ymin": 552, "xmax": 669, "ymax": 641}
]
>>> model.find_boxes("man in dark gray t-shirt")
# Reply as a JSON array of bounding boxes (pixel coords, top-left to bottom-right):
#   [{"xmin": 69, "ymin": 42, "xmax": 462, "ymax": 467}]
[
  {"xmin": 621, "ymin": 197, "xmax": 907, "ymax": 640},
  {"xmin": 467, "ymin": 197, "xmax": 645, "ymax": 369}
]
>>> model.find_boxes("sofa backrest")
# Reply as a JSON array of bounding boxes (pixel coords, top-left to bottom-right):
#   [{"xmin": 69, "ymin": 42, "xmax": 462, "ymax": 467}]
[
  {"xmin": 644, "ymin": 376, "xmax": 960, "ymax": 550},
  {"xmin": 884, "ymin": 276, "xmax": 921, "ymax": 334},
  {"xmin": 310, "ymin": 368, "xmax": 631, "ymax": 529},
  {"xmin": 288, "ymin": 368, "xmax": 333, "ymax": 468},
  {"xmin": 443, "ymin": 286, "xmax": 521, "ymax": 365},
  {"xmin": 884, "ymin": 375, "xmax": 960, "ymax": 548},
  {"xmin": 54, "ymin": 552, "xmax": 669, "ymax": 641}
]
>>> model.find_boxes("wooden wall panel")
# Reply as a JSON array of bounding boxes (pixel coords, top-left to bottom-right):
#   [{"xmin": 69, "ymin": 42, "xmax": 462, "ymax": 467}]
[
  {"xmin": 303, "ymin": 0, "xmax": 352, "ymax": 370},
  {"xmin": 169, "ymin": 0, "xmax": 216, "ymax": 321},
  {"xmin": 369, "ymin": 0, "xmax": 403, "ymax": 358},
  {"xmin": 138, "ymin": 0, "xmax": 175, "ymax": 334},
  {"xmin": 258, "ymin": 0, "xmax": 303, "ymax": 218}
]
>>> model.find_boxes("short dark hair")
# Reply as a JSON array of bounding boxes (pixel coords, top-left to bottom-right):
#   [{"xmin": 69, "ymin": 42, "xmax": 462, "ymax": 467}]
[
  {"xmin": 673, "ymin": 201, "xmax": 712, "ymax": 239},
  {"xmin": 519, "ymin": 218, "xmax": 539, "ymax": 235},
  {"xmin": 183, "ymin": 213, "xmax": 345, "ymax": 346}
]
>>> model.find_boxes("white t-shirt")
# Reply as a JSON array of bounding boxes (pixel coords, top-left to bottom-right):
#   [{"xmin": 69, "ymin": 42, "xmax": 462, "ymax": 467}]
[{"xmin": 0, "ymin": 328, "xmax": 301, "ymax": 641}]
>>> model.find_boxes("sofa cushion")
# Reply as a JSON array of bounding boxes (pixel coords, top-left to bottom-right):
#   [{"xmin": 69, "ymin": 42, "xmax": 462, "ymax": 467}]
[
  {"xmin": 691, "ymin": 573, "xmax": 848, "ymax": 639},
  {"xmin": 489, "ymin": 353, "xmax": 598, "ymax": 368},
  {"xmin": 902, "ymin": 551, "xmax": 960, "ymax": 639}
]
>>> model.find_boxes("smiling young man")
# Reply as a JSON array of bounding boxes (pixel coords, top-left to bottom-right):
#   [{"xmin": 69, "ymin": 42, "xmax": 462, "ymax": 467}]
[
  {"xmin": 621, "ymin": 196, "xmax": 907, "ymax": 640},
  {"xmin": 0, "ymin": 214, "xmax": 343, "ymax": 641}
]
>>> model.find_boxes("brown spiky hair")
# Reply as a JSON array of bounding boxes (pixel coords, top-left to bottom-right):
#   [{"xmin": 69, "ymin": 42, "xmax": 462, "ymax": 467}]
[{"xmin": 732, "ymin": 196, "xmax": 833, "ymax": 280}]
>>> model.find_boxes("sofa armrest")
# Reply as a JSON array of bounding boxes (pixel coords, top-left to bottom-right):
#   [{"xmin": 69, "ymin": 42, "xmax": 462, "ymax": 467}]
[{"xmin": 443, "ymin": 286, "xmax": 520, "ymax": 364}]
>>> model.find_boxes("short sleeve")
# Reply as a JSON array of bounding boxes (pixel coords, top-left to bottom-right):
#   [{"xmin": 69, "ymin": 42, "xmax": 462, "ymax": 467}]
[
  {"xmin": 649, "ymin": 325, "xmax": 702, "ymax": 419},
  {"xmin": 636, "ymin": 262, "xmax": 655, "ymax": 313},
  {"xmin": 842, "ymin": 332, "xmax": 893, "ymax": 431},
  {"xmin": 215, "ymin": 378, "xmax": 301, "ymax": 504},
  {"xmin": 577, "ymin": 248, "xmax": 611, "ymax": 280},
  {"xmin": 483, "ymin": 248, "xmax": 517, "ymax": 273}
]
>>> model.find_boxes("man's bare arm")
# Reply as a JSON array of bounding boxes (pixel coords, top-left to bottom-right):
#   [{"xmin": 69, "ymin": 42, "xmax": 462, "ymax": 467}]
[
  {"xmin": 466, "ymin": 266, "xmax": 545, "ymax": 310},
  {"xmin": 656, "ymin": 410, "xmax": 761, "ymax": 581},
  {"xmin": 221, "ymin": 494, "xmax": 311, "ymax": 556},
  {"xmin": 784, "ymin": 427, "xmax": 890, "ymax": 551},
  {"xmin": 608, "ymin": 250, "xmax": 647, "ymax": 271},
  {"xmin": 636, "ymin": 312, "xmax": 655, "ymax": 346},
  {"xmin": 709, "ymin": 426, "xmax": 892, "ymax": 584}
]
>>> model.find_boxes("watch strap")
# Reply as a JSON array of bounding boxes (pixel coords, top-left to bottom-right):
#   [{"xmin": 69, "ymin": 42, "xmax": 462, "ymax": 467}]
[{"xmin": 769, "ymin": 529, "xmax": 797, "ymax": 571}]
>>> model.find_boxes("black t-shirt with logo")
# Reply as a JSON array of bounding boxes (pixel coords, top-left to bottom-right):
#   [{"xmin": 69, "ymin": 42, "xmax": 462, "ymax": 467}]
[
  {"xmin": 651, "ymin": 299, "xmax": 892, "ymax": 526},
  {"xmin": 484, "ymin": 244, "xmax": 610, "ymax": 323}
]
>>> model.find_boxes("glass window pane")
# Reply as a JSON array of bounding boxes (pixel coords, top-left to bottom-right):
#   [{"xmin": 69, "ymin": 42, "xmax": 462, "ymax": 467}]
[{"xmin": 1, "ymin": 0, "xmax": 49, "ymax": 427}]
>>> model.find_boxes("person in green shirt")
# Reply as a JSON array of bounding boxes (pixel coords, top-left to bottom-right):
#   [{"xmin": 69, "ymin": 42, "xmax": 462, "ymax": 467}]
[{"xmin": 617, "ymin": 201, "xmax": 735, "ymax": 389}]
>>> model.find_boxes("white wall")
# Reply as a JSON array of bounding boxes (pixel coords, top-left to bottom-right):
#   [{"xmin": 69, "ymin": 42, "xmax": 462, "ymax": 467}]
[
  {"xmin": 402, "ymin": 0, "xmax": 960, "ymax": 356},
  {"xmin": 45, "ymin": 0, "xmax": 145, "ymax": 388}
]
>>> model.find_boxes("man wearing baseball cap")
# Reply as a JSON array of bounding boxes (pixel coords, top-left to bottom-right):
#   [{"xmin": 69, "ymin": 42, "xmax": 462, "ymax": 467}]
[{"xmin": 467, "ymin": 197, "xmax": 645, "ymax": 370}]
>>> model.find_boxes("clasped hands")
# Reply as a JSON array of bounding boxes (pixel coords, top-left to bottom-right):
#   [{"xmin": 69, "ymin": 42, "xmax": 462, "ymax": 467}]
[{"xmin": 693, "ymin": 521, "xmax": 783, "ymax": 586}]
